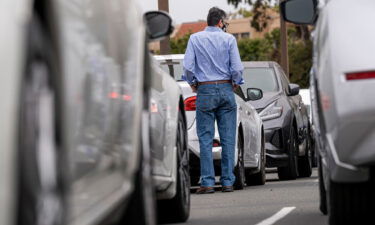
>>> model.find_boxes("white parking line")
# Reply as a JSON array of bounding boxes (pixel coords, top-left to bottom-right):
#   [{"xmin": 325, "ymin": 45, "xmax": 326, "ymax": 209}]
[{"xmin": 255, "ymin": 207, "xmax": 296, "ymax": 225}]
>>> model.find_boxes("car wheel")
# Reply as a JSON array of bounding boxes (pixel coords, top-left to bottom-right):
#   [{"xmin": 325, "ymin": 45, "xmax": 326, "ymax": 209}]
[
  {"xmin": 121, "ymin": 110, "xmax": 157, "ymax": 225},
  {"xmin": 234, "ymin": 133, "xmax": 246, "ymax": 190},
  {"xmin": 17, "ymin": 15, "xmax": 66, "ymax": 225},
  {"xmin": 318, "ymin": 156, "xmax": 327, "ymax": 215},
  {"xmin": 297, "ymin": 135, "xmax": 312, "ymax": 177},
  {"xmin": 158, "ymin": 111, "xmax": 190, "ymax": 223},
  {"xmin": 277, "ymin": 127, "xmax": 298, "ymax": 180},
  {"xmin": 245, "ymin": 134, "xmax": 266, "ymax": 186},
  {"xmin": 311, "ymin": 132, "xmax": 318, "ymax": 168},
  {"xmin": 328, "ymin": 179, "xmax": 375, "ymax": 225}
]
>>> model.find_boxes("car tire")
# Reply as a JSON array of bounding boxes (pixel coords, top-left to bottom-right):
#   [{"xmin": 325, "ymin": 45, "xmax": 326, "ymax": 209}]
[
  {"xmin": 190, "ymin": 176, "xmax": 200, "ymax": 186},
  {"xmin": 121, "ymin": 111, "xmax": 157, "ymax": 225},
  {"xmin": 328, "ymin": 179, "xmax": 375, "ymax": 225},
  {"xmin": 277, "ymin": 127, "xmax": 298, "ymax": 180},
  {"xmin": 318, "ymin": 156, "xmax": 327, "ymax": 215},
  {"xmin": 297, "ymin": 137, "xmax": 312, "ymax": 178},
  {"xmin": 234, "ymin": 132, "xmax": 246, "ymax": 190},
  {"xmin": 245, "ymin": 134, "xmax": 266, "ymax": 186},
  {"xmin": 17, "ymin": 14, "xmax": 66, "ymax": 225},
  {"xmin": 157, "ymin": 111, "xmax": 190, "ymax": 223}
]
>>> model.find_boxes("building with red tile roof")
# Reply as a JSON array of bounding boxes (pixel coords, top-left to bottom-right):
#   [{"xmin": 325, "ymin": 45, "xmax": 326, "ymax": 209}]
[{"xmin": 172, "ymin": 21, "xmax": 207, "ymax": 39}]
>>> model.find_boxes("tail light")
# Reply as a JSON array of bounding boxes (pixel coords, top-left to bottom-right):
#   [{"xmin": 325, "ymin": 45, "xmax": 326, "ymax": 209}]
[
  {"xmin": 346, "ymin": 71, "xmax": 375, "ymax": 81},
  {"xmin": 213, "ymin": 139, "xmax": 221, "ymax": 147},
  {"xmin": 184, "ymin": 96, "xmax": 197, "ymax": 111}
]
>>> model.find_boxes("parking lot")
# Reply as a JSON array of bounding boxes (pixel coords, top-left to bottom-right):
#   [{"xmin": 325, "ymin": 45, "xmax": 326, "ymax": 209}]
[{"xmin": 181, "ymin": 169, "xmax": 326, "ymax": 225}]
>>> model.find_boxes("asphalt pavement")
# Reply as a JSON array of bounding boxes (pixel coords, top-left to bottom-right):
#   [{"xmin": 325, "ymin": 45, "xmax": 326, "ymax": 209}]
[{"xmin": 175, "ymin": 169, "xmax": 327, "ymax": 225}]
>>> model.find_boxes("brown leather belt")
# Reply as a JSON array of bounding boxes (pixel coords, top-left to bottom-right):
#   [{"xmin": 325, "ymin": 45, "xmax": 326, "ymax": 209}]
[{"xmin": 197, "ymin": 80, "xmax": 231, "ymax": 86}]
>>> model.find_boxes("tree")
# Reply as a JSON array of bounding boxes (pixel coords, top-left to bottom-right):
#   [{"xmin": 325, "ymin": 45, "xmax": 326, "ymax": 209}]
[{"xmin": 170, "ymin": 33, "xmax": 191, "ymax": 54}]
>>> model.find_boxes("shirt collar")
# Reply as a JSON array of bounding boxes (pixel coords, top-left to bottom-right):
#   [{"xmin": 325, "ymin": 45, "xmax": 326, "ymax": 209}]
[{"xmin": 205, "ymin": 26, "xmax": 223, "ymax": 32}]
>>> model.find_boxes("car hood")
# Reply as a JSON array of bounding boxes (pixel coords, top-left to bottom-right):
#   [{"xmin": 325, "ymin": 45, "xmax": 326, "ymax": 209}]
[{"xmin": 248, "ymin": 91, "xmax": 281, "ymax": 111}]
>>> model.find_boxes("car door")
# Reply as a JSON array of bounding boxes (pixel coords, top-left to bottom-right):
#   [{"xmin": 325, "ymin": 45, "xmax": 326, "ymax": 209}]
[
  {"xmin": 57, "ymin": 0, "xmax": 131, "ymax": 222},
  {"xmin": 275, "ymin": 65, "xmax": 302, "ymax": 127},
  {"xmin": 149, "ymin": 60, "xmax": 174, "ymax": 177},
  {"xmin": 275, "ymin": 64, "xmax": 306, "ymax": 150},
  {"xmin": 234, "ymin": 88, "xmax": 258, "ymax": 166}
]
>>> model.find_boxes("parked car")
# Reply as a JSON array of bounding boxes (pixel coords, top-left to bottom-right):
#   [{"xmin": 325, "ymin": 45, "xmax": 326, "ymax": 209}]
[
  {"xmin": 1, "ymin": 0, "xmax": 188, "ymax": 225},
  {"xmin": 154, "ymin": 54, "xmax": 266, "ymax": 189},
  {"xmin": 241, "ymin": 61, "xmax": 312, "ymax": 180},
  {"xmin": 148, "ymin": 55, "xmax": 191, "ymax": 223},
  {"xmin": 300, "ymin": 88, "xmax": 317, "ymax": 167},
  {"xmin": 282, "ymin": 0, "xmax": 375, "ymax": 223}
]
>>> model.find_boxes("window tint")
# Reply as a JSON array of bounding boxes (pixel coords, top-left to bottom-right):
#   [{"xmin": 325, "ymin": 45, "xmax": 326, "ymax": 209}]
[{"xmin": 242, "ymin": 68, "xmax": 279, "ymax": 93}]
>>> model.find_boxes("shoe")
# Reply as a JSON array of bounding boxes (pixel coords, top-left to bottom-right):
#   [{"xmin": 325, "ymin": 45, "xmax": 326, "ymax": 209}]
[
  {"xmin": 222, "ymin": 186, "xmax": 234, "ymax": 192},
  {"xmin": 196, "ymin": 186, "xmax": 215, "ymax": 194}
]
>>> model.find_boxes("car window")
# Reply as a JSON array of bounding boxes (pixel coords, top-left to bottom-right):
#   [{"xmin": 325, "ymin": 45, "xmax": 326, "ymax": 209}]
[
  {"xmin": 275, "ymin": 65, "xmax": 290, "ymax": 95},
  {"xmin": 242, "ymin": 68, "xmax": 279, "ymax": 93},
  {"xmin": 158, "ymin": 59, "xmax": 184, "ymax": 80}
]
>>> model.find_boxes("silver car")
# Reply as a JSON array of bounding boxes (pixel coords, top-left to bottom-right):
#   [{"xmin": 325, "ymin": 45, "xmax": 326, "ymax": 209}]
[
  {"xmin": 155, "ymin": 54, "xmax": 266, "ymax": 189},
  {"xmin": 0, "ymin": 1, "xmax": 187, "ymax": 225},
  {"xmin": 282, "ymin": 0, "xmax": 375, "ymax": 223}
]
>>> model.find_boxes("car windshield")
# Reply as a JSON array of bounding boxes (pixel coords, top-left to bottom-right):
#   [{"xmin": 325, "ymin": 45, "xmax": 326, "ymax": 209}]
[
  {"xmin": 242, "ymin": 68, "xmax": 279, "ymax": 93},
  {"xmin": 158, "ymin": 59, "xmax": 184, "ymax": 81}
]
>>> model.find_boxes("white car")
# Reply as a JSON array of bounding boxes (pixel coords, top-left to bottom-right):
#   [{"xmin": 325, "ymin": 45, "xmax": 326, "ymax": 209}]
[
  {"xmin": 282, "ymin": 0, "xmax": 375, "ymax": 224},
  {"xmin": 0, "ymin": 1, "xmax": 188, "ymax": 225},
  {"xmin": 155, "ymin": 54, "xmax": 266, "ymax": 189},
  {"xmin": 299, "ymin": 89, "xmax": 311, "ymax": 123}
]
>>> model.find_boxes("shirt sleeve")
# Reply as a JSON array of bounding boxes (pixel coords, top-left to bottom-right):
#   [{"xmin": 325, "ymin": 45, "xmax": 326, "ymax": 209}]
[
  {"xmin": 182, "ymin": 36, "xmax": 197, "ymax": 85},
  {"xmin": 229, "ymin": 36, "xmax": 244, "ymax": 85}
]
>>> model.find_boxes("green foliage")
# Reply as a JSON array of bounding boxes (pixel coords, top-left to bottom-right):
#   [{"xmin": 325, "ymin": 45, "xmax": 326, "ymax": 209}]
[
  {"xmin": 288, "ymin": 40, "xmax": 312, "ymax": 87},
  {"xmin": 170, "ymin": 33, "xmax": 191, "ymax": 54},
  {"xmin": 238, "ymin": 38, "xmax": 272, "ymax": 61},
  {"xmin": 227, "ymin": 0, "xmax": 312, "ymax": 88},
  {"xmin": 238, "ymin": 27, "xmax": 312, "ymax": 88}
]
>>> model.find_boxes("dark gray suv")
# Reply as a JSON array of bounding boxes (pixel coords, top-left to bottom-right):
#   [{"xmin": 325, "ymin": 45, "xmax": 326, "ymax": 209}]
[{"xmin": 241, "ymin": 61, "xmax": 312, "ymax": 180}]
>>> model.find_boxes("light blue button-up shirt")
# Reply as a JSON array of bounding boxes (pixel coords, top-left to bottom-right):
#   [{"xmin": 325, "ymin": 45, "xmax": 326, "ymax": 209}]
[{"xmin": 182, "ymin": 26, "xmax": 244, "ymax": 85}]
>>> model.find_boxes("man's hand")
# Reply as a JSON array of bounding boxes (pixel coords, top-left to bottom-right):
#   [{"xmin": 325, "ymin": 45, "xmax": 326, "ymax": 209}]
[
  {"xmin": 232, "ymin": 84, "xmax": 239, "ymax": 90},
  {"xmin": 191, "ymin": 84, "xmax": 198, "ymax": 93}
]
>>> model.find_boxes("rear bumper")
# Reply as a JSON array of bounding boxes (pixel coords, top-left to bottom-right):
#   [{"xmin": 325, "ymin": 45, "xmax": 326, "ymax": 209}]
[{"xmin": 188, "ymin": 140, "xmax": 222, "ymax": 160}]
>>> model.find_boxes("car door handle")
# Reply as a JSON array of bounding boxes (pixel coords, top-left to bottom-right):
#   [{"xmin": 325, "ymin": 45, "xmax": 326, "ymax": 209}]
[
  {"xmin": 239, "ymin": 106, "xmax": 243, "ymax": 111},
  {"xmin": 246, "ymin": 111, "xmax": 251, "ymax": 116}
]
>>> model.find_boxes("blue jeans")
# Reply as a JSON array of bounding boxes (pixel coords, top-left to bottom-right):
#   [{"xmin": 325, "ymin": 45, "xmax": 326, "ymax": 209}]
[{"xmin": 196, "ymin": 83, "xmax": 237, "ymax": 187}]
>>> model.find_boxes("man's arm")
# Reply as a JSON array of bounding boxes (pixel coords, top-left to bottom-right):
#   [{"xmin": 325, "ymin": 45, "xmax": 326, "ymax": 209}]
[
  {"xmin": 229, "ymin": 36, "xmax": 244, "ymax": 86},
  {"xmin": 182, "ymin": 36, "xmax": 197, "ymax": 91}
]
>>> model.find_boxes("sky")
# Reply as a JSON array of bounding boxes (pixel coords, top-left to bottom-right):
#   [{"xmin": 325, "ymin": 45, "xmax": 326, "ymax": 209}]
[{"xmin": 137, "ymin": 0, "xmax": 252, "ymax": 24}]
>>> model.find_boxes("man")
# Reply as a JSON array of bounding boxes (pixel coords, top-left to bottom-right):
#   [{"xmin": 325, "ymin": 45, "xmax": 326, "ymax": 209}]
[{"xmin": 182, "ymin": 7, "xmax": 244, "ymax": 194}]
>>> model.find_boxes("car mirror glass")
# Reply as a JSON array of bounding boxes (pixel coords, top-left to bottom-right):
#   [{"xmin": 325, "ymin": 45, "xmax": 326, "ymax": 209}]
[
  {"xmin": 281, "ymin": 0, "xmax": 317, "ymax": 25},
  {"xmin": 288, "ymin": 83, "xmax": 300, "ymax": 96},
  {"xmin": 144, "ymin": 11, "xmax": 174, "ymax": 42},
  {"xmin": 247, "ymin": 88, "xmax": 263, "ymax": 101}
]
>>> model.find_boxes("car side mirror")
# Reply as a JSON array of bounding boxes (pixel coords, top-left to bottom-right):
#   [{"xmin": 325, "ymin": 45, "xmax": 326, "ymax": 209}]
[
  {"xmin": 280, "ymin": 0, "xmax": 318, "ymax": 25},
  {"xmin": 144, "ymin": 11, "xmax": 174, "ymax": 42},
  {"xmin": 246, "ymin": 88, "xmax": 263, "ymax": 101},
  {"xmin": 288, "ymin": 83, "xmax": 300, "ymax": 96}
]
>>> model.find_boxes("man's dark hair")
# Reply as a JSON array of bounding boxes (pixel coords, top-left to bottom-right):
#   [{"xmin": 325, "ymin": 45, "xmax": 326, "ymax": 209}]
[{"xmin": 207, "ymin": 7, "xmax": 227, "ymax": 26}]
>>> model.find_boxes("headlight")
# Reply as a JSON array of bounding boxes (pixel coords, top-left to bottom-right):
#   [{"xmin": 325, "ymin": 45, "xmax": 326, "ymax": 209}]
[{"xmin": 259, "ymin": 101, "xmax": 283, "ymax": 121}]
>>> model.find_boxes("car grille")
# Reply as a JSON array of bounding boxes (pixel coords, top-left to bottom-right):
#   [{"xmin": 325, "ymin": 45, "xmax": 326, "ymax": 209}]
[{"xmin": 270, "ymin": 129, "xmax": 283, "ymax": 149}]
